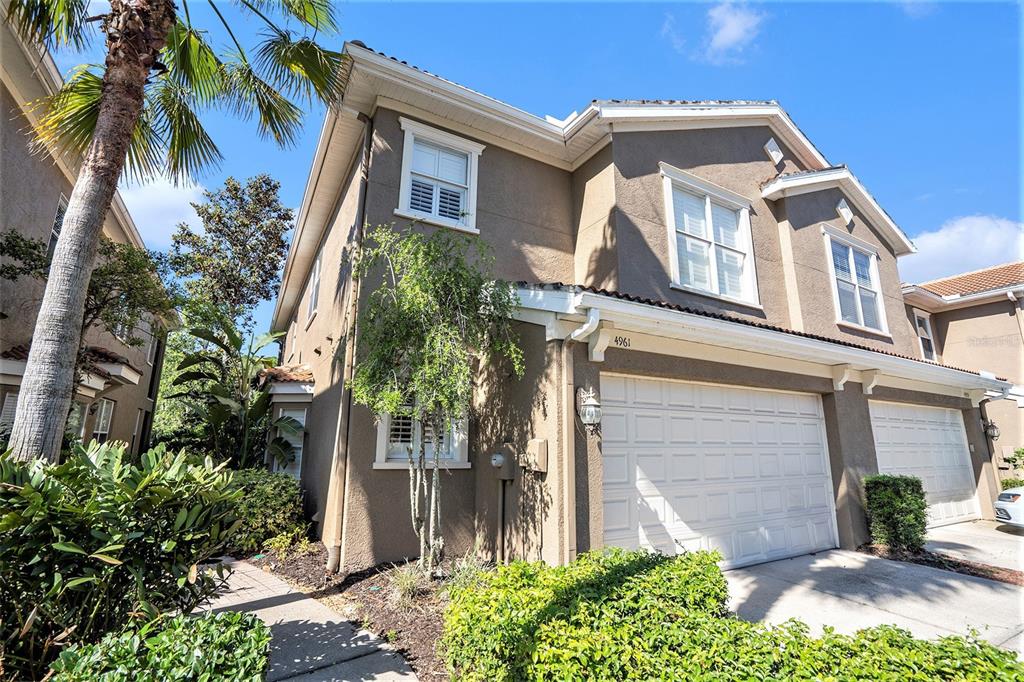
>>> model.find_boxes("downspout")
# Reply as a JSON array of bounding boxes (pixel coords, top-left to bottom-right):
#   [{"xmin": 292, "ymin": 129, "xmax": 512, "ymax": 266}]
[{"xmin": 324, "ymin": 111, "xmax": 374, "ymax": 574}]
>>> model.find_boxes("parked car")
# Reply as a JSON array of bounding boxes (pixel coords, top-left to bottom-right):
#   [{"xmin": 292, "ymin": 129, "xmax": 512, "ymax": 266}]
[{"xmin": 994, "ymin": 487, "xmax": 1024, "ymax": 527}]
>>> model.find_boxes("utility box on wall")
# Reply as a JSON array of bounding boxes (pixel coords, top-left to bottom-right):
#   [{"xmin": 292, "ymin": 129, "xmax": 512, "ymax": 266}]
[{"xmin": 523, "ymin": 438, "xmax": 548, "ymax": 473}]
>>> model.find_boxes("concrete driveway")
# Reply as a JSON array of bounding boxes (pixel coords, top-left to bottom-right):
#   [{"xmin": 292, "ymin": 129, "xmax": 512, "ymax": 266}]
[
  {"xmin": 926, "ymin": 520, "xmax": 1024, "ymax": 572},
  {"xmin": 726, "ymin": 550, "xmax": 1024, "ymax": 652}
]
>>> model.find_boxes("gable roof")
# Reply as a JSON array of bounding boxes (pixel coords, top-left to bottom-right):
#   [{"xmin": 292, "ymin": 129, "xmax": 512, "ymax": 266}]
[{"xmin": 918, "ymin": 262, "xmax": 1024, "ymax": 297}]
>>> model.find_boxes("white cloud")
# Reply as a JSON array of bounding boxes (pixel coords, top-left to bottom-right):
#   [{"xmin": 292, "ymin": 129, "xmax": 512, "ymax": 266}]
[
  {"xmin": 900, "ymin": 1, "xmax": 936, "ymax": 19},
  {"xmin": 898, "ymin": 215, "xmax": 1024, "ymax": 283},
  {"xmin": 660, "ymin": 12, "xmax": 686, "ymax": 54},
  {"xmin": 701, "ymin": 2, "xmax": 766, "ymax": 65},
  {"xmin": 118, "ymin": 176, "xmax": 205, "ymax": 251}
]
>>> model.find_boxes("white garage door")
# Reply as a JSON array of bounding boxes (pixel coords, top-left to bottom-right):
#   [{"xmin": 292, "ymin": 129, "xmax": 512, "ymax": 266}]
[
  {"xmin": 600, "ymin": 374, "xmax": 838, "ymax": 569},
  {"xmin": 869, "ymin": 401, "xmax": 979, "ymax": 527}
]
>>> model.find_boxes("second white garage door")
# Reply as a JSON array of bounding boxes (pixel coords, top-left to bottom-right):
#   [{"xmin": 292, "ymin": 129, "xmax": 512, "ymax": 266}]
[
  {"xmin": 869, "ymin": 401, "xmax": 979, "ymax": 527},
  {"xmin": 601, "ymin": 374, "xmax": 838, "ymax": 569}
]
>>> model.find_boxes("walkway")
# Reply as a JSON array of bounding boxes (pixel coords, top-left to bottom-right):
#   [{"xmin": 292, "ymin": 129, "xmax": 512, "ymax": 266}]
[
  {"xmin": 926, "ymin": 520, "xmax": 1024, "ymax": 572},
  {"xmin": 208, "ymin": 559, "xmax": 418, "ymax": 681}
]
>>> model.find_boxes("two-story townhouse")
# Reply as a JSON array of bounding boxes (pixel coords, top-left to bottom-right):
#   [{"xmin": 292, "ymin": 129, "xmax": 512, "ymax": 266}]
[
  {"xmin": 268, "ymin": 42, "xmax": 1010, "ymax": 573},
  {"xmin": 0, "ymin": 16, "xmax": 166, "ymax": 453},
  {"xmin": 903, "ymin": 262, "xmax": 1024, "ymax": 481}
]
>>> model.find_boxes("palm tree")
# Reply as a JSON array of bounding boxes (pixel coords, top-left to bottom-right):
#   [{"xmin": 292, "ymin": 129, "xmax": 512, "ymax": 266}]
[{"xmin": 6, "ymin": 0, "xmax": 344, "ymax": 462}]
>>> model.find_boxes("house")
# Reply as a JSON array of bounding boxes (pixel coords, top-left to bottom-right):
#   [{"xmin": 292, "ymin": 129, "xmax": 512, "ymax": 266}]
[
  {"xmin": 268, "ymin": 41, "xmax": 1010, "ymax": 572},
  {"xmin": 902, "ymin": 262, "xmax": 1024, "ymax": 480},
  {"xmin": 0, "ymin": 16, "xmax": 166, "ymax": 453}
]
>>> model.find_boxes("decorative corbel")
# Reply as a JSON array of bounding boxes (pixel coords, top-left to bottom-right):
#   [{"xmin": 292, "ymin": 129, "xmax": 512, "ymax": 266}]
[
  {"xmin": 831, "ymin": 364, "xmax": 852, "ymax": 391},
  {"xmin": 589, "ymin": 325, "xmax": 615, "ymax": 362},
  {"xmin": 861, "ymin": 369, "xmax": 880, "ymax": 395}
]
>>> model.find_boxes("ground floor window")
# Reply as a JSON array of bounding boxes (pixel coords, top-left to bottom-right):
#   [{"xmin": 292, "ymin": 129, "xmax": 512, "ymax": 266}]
[
  {"xmin": 273, "ymin": 406, "xmax": 306, "ymax": 479},
  {"xmin": 91, "ymin": 399, "xmax": 115, "ymax": 444},
  {"xmin": 374, "ymin": 410, "xmax": 469, "ymax": 469}
]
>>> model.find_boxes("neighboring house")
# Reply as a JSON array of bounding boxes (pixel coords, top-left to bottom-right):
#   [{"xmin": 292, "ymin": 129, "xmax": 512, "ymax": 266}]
[
  {"xmin": 268, "ymin": 41, "xmax": 1010, "ymax": 572},
  {"xmin": 903, "ymin": 262, "xmax": 1024, "ymax": 480},
  {"xmin": 0, "ymin": 17, "xmax": 166, "ymax": 453}
]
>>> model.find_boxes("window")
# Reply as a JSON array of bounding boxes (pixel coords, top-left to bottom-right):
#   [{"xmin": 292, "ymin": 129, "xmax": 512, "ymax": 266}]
[
  {"xmin": 0, "ymin": 392, "xmax": 17, "ymax": 433},
  {"xmin": 47, "ymin": 195, "xmax": 68, "ymax": 260},
  {"xmin": 307, "ymin": 252, "xmax": 321, "ymax": 320},
  {"xmin": 273, "ymin": 407, "xmax": 306, "ymax": 479},
  {"xmin": 824, "ymin": 228, "xmax": 888, "ymax": 334},
  {"xmin": 374, "ymin": 409, "xmax": 469, "ymax": 469},
  {"xmin": 660, "ymin": 163, "xmax": 758, "ymax": 306},
  {"xmin": 397, "ymin": 117, "xmax": 484, "ymax": 232},
  {"xmin": 66, "ymin": 402, "xmax": 86, "ymax": 439},
  {"xmin": 130, "ymin": 408, "xmax": 143, "ymax": 452},
  {"xmin": 914, "ymin": 311, "xmax": 936, "ymax": 361},
  {"xmin": 92, "ymin": 399, "xmax": 114, "ymax": 444}
]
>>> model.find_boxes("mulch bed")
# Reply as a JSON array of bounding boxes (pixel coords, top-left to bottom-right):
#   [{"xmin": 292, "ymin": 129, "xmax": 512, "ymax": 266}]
[
  {"xmin": 249, "ymin": 542, "xmax": 451, "ymax": 680},
  {"xmin": 860, "ymin": 544, "xmax": 1024, "ymax": 586}
]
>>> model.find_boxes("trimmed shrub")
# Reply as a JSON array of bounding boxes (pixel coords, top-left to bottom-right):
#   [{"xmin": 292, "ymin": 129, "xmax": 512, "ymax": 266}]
[
  {"xmin": 0, "ymin": 443, "xmax": 240, "ymax": 680},
  {"xmin": 1001, "ymin": 478, "xmax": 1024, "ymax": 491},
  {"xmin": 864, "ymin": 474, "xmax": 928, "ymax": 551},
  {"xmin": 49, "ymin": 611, "xmax": 271, "ymax": 681},
  {"xmin": 442, "ymin": 548, "xmax": 728, "ymax": 681},
  {"xmin": 226, "ymin": 468, "xmax": 306, "ymax": 556},
  {"xmin": 443, "ymin": 549, "xmax": 1023, "ymax": 681}
]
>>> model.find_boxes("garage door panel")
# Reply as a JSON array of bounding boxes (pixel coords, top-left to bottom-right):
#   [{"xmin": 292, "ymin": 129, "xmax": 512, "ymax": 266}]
[{"xmin": 869, "ymin": 401, "xmax": 979, "ymax": 527}]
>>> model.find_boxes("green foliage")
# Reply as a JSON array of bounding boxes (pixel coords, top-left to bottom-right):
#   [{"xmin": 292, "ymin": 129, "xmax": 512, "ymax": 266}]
[
  {"xmin": 0, "ymin": 442, "xmax": 240, "ymax": 679},
  {"xmin": 442, "ymin": 548, "xmax": 1022, "ymax": 681},
  {"xmin": 169, "ymin": 175, "xmax": 293, "ymax": 323},
  {"xmin": 226, "ymin": 468, "xmax": 306, "ymax": 557},
  {"xmin": 1002, "ymin": 478, "xmax": 1024, "ymax": 491},
  {"xmin": 388, "ymin": 563, "xmax": 426, "ymax": 606},
  {"xmin": 443, "ymin": 548, "xmax": 728, "ymax": 681},
  {"xmin": 49, "ymin": 612, "xmax": 271, "ymax": 681},
  {"xmin": 864, "ymin": 474, "xmax": 928, "ymax": 551},
  {"xmin": 1003, "ymin": 447, "xmax": 1024, "ymax": 472}
]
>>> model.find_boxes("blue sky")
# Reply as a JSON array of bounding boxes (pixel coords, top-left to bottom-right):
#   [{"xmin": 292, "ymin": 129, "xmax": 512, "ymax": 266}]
[{"xmin": 56, "ymin": 1, "xmax": 1022, "ymax": 336}]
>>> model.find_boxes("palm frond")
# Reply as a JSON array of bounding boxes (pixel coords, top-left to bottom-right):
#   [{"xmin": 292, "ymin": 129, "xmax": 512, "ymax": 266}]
[
  {"xmin": 254, "ymin": 31, "xmax": 345, "ymax": 103},
  {"xmin": 220, "ymin": 58, "xmax": 303, "ymax": 146},
  {"xmin": 149, "ymin": 78, "xmax": 222, "ymax": 182},
  {"xmin": 161, "ymin": 20, "xmax": 223, "ymax": 104},
  {"xmin": 6, "ymin": 0, "xmax": 90, "ymax": 49},
  {"xmin": 242, "ymin": 0, "xmax": 338, "ymax": 33}
]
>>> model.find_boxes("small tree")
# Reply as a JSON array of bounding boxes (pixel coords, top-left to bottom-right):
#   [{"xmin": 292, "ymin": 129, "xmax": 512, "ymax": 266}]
[{"xmin": 350, "ymin": 226, "xmax": 524, "ymax": 571}]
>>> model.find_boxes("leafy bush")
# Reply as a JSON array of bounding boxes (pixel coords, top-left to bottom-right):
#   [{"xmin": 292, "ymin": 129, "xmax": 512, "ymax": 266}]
[
  {"xmin": 226, "ymin": 468, "xmax": 306, "ymax": 556},
  {"xmin": 443, "ymin": 548, "xmax": 1022, "ymax": 681},
  {"xmin": 1001, "ymin": 478, "xmax": 1024, "ymax": 491},
  {"xmin": 0, "ymin": 443, "xmax": 240, "ymax": 680},
  {"xmin": 49, "ymin": 611, "xmax": 271, "ymax": 681},
  {"xmin": 442, "ymin": 548, "xmax": 727, "ymax": 681},
  {"xmin": 864, "ymin": 474, "xmax": 928, "ymax": 551}
]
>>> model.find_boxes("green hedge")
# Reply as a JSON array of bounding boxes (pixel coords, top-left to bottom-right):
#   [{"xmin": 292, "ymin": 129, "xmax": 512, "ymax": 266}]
[
  {"xmin": 0, "ymin": 443, "xmax": 239, "ymax": 679},
  {"xmin": 49, "ymin": 611, "xmax": 271, "ymax": 681},
  {"xmin": 1001, "ymin": 478, "xmax": 1024, "ymax": 491},
  {"xmin": 442, "ymin": 549, "xmax": 1022, "ymax": 680},
  {"xmin": 226, "ymin": 468, "xmax": 306, "ymax": 556},
  {"xmin": 864, "ymin": 474, "xmax": 928, "ymax": 551}
]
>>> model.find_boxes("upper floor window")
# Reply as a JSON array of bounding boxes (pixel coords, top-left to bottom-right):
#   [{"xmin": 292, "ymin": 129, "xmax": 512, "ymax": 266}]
[
  {"xmin": 397, "ymin": 117, "xmax": 485, "ymax": 233},
  {"xmin": 914, "ymin": 310, "xmax": 936, "ymax": 361},
  {"xmin": 824, "ymin": 227, "xmax": 888, "ymax": 334},
  {"xmin": 48, "ymin": 195, "xmax": 68, "ymax": 260},
  {"xmin": 660, "ymin": 163, "xmax": 759, "ymax": 306},
  {"xmin": 307, "ymin": 251, "xmax": 321, "ymax": 320}
]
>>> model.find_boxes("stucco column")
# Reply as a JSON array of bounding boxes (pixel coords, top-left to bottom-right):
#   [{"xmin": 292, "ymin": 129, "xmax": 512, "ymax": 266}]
[
  {"xmin": 821, "ymin": 385, "xmax": 878, "ymax": 548},
  {"xmin": 965, "ymin": 405, "xmax": 1000, "ymax": 519}
]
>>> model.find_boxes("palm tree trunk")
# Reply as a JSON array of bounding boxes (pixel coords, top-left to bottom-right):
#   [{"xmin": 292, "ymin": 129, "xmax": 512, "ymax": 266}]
[{"xmin": 8, "ymin": 0, "xmax": 175, "ymax": 462}]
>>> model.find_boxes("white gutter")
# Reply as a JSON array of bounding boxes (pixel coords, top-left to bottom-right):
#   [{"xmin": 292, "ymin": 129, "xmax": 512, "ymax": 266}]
[{"xmin": 568, "ymin": 307, "xmax": 600, "ymax": 342}]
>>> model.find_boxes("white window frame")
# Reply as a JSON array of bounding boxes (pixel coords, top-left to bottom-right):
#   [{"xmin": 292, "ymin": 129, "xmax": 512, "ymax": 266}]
[
  {"xmin": 913, "ymin": 309, "xmax": 937, "ymax": 361},
  {"xmin": 48, "ymin": 194, "xmax": 68, "ymax": 258},
  {"xmin": 273, "ymin": 406, "xmax": 306, "ymax": 479},
  {"xmin": 91, "ymin": 398, "xmax": 115, "ymax": 444},
  {"xmin": 395, "ymin": 117, "xmax": 485, "ymax": 234},
  {"xmin": 822, "ymin": 225, "xmax": 890, "ymax": 336},
  {"xmin": 306, "ymin": 251, "xmax": 321, "ymax": 323},
  {"xmin": 660, "ymin": 162, "xmax": 760, "ymax": 308},
  {"xmin": 374, "ymin": 412, "xmax": 470, "ymax": 470}
]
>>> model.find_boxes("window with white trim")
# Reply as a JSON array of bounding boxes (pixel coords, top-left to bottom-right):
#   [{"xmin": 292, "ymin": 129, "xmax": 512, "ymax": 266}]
[
  {"xmin": 0, "ymin": 392, "xmax": 18, "ymax": 432},
  {"xmin": 307, "ymin": 252, "xmax": 321, "ymax": 320},
  {"xmin": 91, "ymin": 399, "xmax": 115, "ymax": 444},
  {"xmin": 914, "ymin": 310, "xmax": 936, "ymax": 361},
  {"xmin": 273, "ymin": 407, "xmax": 306, "ymax": 479},
  {"xmin": 661, "ymin": 164, "xmax": 758, "ymax": 305},
  {"xmin": 825, "ymin": 232, "xmax": 887, "ymax": 333},
  {"xmin": 48, "ymin": 195, "xmax": 68, "ymax": 260},
  {"xmin": 397, "ymin": 117, "xmax": 484, "ymax": 232},
  {"xmin": 374, "ymin": 408, "xmax": 469, "ymax": 469}
]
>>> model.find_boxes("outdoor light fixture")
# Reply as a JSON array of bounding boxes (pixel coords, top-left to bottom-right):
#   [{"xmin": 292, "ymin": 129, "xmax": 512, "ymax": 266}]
[
  {"xmin": 984, "ymin": 419, "xmax": 1001, "ymax": 441},
  {"xmin": 577, "ymin": 388, "xmax": 602, "ymax": 432}
]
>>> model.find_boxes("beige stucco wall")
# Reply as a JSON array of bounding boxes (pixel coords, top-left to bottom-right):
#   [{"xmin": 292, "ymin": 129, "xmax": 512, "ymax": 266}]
[{"xmin": 571, "ymin": 145, "xmax": 617, "ymax": 290}]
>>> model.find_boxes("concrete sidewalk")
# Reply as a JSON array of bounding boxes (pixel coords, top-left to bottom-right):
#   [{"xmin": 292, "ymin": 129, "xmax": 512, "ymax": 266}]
[
  {"xmin": 208, "ymin": 559, "xmax": 417, "ymax": 681},
  {"xmin": 926, "ymin": 520, "xmax": 1024, "ymax": 572}
]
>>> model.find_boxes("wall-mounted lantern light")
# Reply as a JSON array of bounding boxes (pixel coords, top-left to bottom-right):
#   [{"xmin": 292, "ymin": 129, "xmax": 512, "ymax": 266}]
[
  {"xmin": 984, "ymin": 419, "xmax": 1001, "ymax": 441},
  {"xmin": 577, "ymin": 387, "xmax": 602, "ymax": 432}
]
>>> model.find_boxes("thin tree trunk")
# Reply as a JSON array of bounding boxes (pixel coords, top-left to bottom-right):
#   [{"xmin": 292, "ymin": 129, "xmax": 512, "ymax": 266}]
[
  {"xmin": 416, "ymin": 421, "xmax": 427, "ymax": 567},
  {"xmin": 427, "ymin": 416, "xmax": 442, "ymax": 572},
  {"xmin": 9, "ymin": 0, "xmax": 175, "ymax": 462}
]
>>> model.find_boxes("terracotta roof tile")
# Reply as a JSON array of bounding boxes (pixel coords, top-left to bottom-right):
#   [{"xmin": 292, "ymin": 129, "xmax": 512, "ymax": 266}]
[
  {"xmin": 263, "ymin": 365, "xmax": 314, "ymax": 383},
  {"xmin": 917, "ymin": 262, "xmax": 1024, "ymax": 298},
  {"xmin": 1, "ymin": 344, "xmax": 139, "ymax": 377},
  {"xmin": 518, "ymin": 283, "xmax": 998, "ymax": 379},
  {"xmin": 0, "ymin": 344, "xmax": 29, "ymax": 361}
]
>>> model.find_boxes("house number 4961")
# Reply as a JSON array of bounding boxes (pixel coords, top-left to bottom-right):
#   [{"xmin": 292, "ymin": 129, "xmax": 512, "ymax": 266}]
[{"xmin": 613, "ymin": 335, "xmax": 631, "ymax": 348}]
